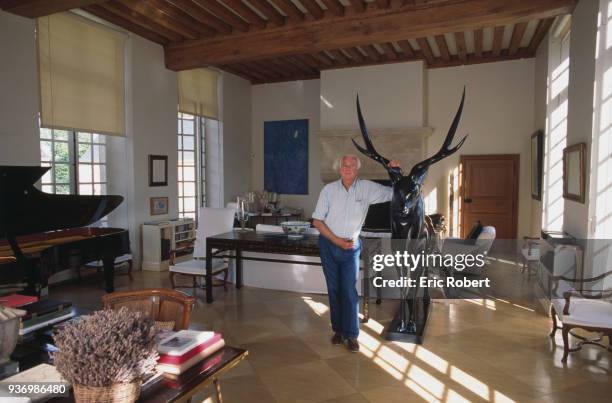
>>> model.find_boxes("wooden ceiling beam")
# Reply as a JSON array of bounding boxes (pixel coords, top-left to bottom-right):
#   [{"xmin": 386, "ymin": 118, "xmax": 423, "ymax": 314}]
[
  {"xmin": 312, "ymin": 51, "xmax": 335, "ymax": 67},
  {"xmin": 508, "ymin": 21, "xmax": 528, "ymax": 55},
  {"xmin": 166, "ymin": 0, "xmax": 576, "ymax": 69},
  {"xmin": 380, "ymin": 42, "xmax": 398, "ymax": 60},
  {"xmin": 294, "ymin": 53, "xmax": 321, "ymax": 69},
  {"xmin": 299, "ymin": 0, "xmax": 324, "ymax": 19},
  {"xmin": 84, "ymin": 4, "xmax": 170, "ymax": 45},
  {"xmin": 320, "ymin": 0, "xmax": 344, "ymax": 17},
  {"xmin": 221, "ymin": 0, "xmax": 267, "ymax": 28},
  {"xmin": 455, "ymin": 31, "xmax": 467, "ymax": 61},
  {"xmin": 434, "ymin": 35, "xmax": 450, "ymax": 61},
  {"xmin": 429, "ymin": 48, "xmax": 529, "ymax": 68},
  {"xmin": 0, "ymin": 0, "xmax": 105, "ymax": 18},
  {"xmin": 287, "ymin": 55, "xmax": 319, "ymax": 74},
  {"xmin": 375, "ymin": 0, "xmax": 390, "ymax": 9},
  {"xmin": 188, "ymin": 0, "xmax": 250, "ymax": 32},
  {"xmin": 272, "ymin": 57, "xmax": 306, "ymax": 75},
  {"xmin": 416, "ymin": 37, "xmax": 434, "ymax": 65},
  {"xmin": 150, "ymin": 0, "xmax": 230, "ymax": 35},
  {"xmin": 474, "ymin": 27, "xmax": 483, "ymax": 58},
  {"xmin": 220, "ymin": 65, "xmax": 255, "ymax": 81},
  {"xmin": 351, "ymin": 0, "xmax": 366, "ymax": 13},
  {"xmin": 397, "ymin": 39, "xmax": 414, "ymax": 58},
  {"xmin": 344, "ymin": 47, "xmax": 365, "ymax": 63},
  {"xmin": 242, "ymin": 61, "xmax": 278, "ymax": 80},
  {"xmin": 249, "ymin": 0, "xmax": 286, "ymax": 26},
  {"xmin": 100, "ymin": 1, "xmax": 185, "ymax": 41},
  {"xmin": 361, "ymin": 44, "xmax": 381, "ymax": 62},
  {"xmin": 528, "ymin": 18, "xmax": 554, "ymax": 55},
  {"xmin": 118, "ymin": 0, "xmax": 207, "ymax": 39},
  {"xmin": 272, "ymin": 0, "xmax": 305, "ymax": 22},
  {"xmin": 252, "ymin": 60, "xmax": 291, "ymax": 77},
  {"xmin": 328, "ymin": 49, "xmax": 350, "ymax": 65},
  {"xmin": 492, "ymin": 25, "xmax": 505, "ymax": 57},
  {"xmin": 230, "ymin": 63, "xmax": 268, "ymax": 81}
]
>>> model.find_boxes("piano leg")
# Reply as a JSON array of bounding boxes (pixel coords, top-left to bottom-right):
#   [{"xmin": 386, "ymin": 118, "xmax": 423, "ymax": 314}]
[{"xmin": 103, "ymin": 256, "xmax": 115, "ymax": 293}]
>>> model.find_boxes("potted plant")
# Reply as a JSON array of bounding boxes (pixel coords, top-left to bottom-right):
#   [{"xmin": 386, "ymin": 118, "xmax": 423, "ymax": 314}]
[{"xmin": 52, "ymin": 307, "xmax": 158, "ymax": 403}]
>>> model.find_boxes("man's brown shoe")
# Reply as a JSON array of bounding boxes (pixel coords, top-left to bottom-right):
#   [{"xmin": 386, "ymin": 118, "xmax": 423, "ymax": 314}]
[
  {"xmin": 331, "ymin": 332, "xmax": 343, "ymax": 345},
  {"xmin": 346, "ymin": 338, "xmax": 360, "ymax": 352}
]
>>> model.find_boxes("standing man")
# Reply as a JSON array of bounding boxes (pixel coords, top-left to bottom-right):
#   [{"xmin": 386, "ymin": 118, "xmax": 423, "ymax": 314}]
[{"xmin": 312, "ymin": 154, "xmax": 400, "ymax": 352}]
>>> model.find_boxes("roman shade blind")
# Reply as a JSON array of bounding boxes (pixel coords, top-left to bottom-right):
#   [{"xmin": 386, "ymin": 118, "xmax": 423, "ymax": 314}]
[
  {"xmin": 177, "ymin": 68, "xmax": 219, "ymax": 119},
  {"xmin": 37, "ymin": 13, "xmax": 126, "ymax": 136}
]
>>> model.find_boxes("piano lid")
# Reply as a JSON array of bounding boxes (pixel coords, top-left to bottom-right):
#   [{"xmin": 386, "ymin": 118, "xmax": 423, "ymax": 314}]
[{"xmin": 0, "ymin": 165, "xmax": 123, "ymax": 237}]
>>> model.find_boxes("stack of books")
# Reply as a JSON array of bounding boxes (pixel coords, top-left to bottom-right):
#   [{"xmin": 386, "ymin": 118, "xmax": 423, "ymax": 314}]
[
  {"xmin": 157, "ymin": 330, "xmax": 225, "ymax": 375},
  {"xmin": 19, "ymin": 300, "xmax": 74, "ymax": 336},
  {"xmin": 0, "ymin": 293, "xmax": 38, "ymax": 308}
]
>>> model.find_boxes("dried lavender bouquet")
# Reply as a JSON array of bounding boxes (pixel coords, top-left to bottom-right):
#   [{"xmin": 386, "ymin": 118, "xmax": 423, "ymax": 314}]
[{"xmin": 52, "ymin": 307, "xmax": 159, "ymax": 387}]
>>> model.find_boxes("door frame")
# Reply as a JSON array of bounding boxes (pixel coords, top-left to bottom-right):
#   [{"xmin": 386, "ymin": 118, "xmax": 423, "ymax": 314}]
[{"xmin": 459, "ymin": 154, "xmax": 520, "ymax": 239}]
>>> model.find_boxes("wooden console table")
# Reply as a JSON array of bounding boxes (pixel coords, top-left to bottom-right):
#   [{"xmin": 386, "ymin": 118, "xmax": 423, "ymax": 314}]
[{"xmin": 205, "ymin": 230, "xmax": 375, "ymax": 321}]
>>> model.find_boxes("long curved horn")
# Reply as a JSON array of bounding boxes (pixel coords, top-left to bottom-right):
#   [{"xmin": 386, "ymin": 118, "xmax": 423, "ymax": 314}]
[
  {"xmin": 409, "ymin": 88, "xmax": 468, "ymax": 177},
  {"xmin": 352, "ymin": 95, "xmax": 390, "ymax": 168}
]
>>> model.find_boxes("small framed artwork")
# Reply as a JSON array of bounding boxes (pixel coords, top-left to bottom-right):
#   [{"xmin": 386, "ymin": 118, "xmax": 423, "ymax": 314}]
[
  {"xmin": 149, "ymin": 155, "xmax": 168, "ymax": 187},
  {"xmin": 530, "ymin": 130, "xmax": 544, "ymax": 201},
  {"xmin": 150, "ymin": 197, "xmax": 169, "ymax": 215},
  {"xmin": 562, "ymin": 143, "xmax": 586, "ymax": 203}
]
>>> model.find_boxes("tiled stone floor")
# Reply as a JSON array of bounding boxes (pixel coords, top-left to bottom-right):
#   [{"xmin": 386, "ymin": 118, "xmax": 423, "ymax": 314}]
[{"xmin": 51, "ymin": 266, "xmax": 611, "ymax": 403}]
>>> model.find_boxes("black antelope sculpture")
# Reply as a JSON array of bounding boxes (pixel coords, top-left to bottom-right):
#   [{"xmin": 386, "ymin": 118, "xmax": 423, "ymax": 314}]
[{"xmin": 353, "ymin": 89, "xmax": 467, "ymax": 341}]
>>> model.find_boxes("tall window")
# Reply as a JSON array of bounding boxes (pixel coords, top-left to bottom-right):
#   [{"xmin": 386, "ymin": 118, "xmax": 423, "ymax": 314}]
[
  {"xmin": 542, "ymin": 30, "xmax": 571, "ymax": 232},
  {"xmin": 178, "ymin": 112, "xmax": 208, "ymax": 221},
  {"xmin": 40, "ymin": 128, "xmax": 107, "ymax": 196}
]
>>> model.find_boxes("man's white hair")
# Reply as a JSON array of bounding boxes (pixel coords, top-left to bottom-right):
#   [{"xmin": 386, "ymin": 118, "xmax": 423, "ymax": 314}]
[{"xmin": 333, "ymin": 154, "xmax": 362, "ymax": 170}]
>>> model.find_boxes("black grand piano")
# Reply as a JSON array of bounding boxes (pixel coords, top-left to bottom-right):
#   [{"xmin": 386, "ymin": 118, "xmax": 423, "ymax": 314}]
[{"xmin": 0, "ymin": 166, "xmax": 129, "ymax": 295}]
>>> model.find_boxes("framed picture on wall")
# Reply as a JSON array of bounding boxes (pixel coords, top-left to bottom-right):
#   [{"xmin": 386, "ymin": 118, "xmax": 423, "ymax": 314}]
[
  {"xmin": 562, "ymin": 143, "xmax": 586, "ymax": 204},
  {"xmin": 149, "ymin": 155, "xmax": 168, "ymax": 187},
  {"xmin": 150, "ymin": 197, "xmax": 169, "ymax": 215},
  {"xmin": 530, "ymin": 130, "xmax": 544, "ymax": 201}
]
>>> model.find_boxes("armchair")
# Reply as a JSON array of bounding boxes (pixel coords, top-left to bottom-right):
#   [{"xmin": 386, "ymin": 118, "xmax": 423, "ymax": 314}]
[
  {"xmin": 549, "ymin": 271, "xmax": 612, "ymax": 362},
  {"xmin": 102, "ymin": 288, "xmax": 195, "ymax": 331}
]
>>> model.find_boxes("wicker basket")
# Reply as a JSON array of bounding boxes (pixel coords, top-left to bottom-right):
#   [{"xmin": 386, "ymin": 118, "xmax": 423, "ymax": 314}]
[{"xmin": 73, "ymin": 381, "xmax": 141, "ymax": 403}]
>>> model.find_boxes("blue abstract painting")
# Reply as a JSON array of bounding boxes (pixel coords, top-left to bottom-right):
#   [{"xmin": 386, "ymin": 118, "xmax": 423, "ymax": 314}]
[{"xmin": 264, "ymin": 119, "xmax": 308, "ymax": 195}]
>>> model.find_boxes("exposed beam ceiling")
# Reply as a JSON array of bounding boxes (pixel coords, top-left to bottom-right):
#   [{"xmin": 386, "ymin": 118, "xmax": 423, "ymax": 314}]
[
  {"xmin": 0, "ymin": 0, "xmax": 107, "ymax": 18},
  {"xmin": 165, "ymin": 0, "xmax": 575, "ymax": 69}
]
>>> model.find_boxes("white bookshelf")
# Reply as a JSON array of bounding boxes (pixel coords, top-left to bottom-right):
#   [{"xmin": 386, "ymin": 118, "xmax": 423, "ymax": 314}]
[{"xmin": 141, "ymin": 218, "xmax": 196, "ymax": 271}]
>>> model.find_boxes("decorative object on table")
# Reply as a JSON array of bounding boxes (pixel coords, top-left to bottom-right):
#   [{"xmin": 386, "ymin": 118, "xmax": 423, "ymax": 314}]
[
  {"xmin": 150, "ymin": 196, "xmax": 169, "ymax": 216},
  {"xmin": 0, "ymin": 305, "xmax": 26, "ymax": 377},
  {"xmin": 264, "ymin": 119, "xmax": 309, "ymax": 195},
  {"xmin": 562, "ymin": 143, "xmax": 586, "ymax": 203},
  {"xmin": 236, "ymin": 197, "xmax": 250, "ymax": 232},
  {"xmin": 531, "ymin": 130, "xmax": 544, "ymax": 201},
  {"xmin": 157, "ymin": 330, "xmax": 225, "ymax": 375},
  {"xmin": 352, "ymin": 88, "xmax": 467, "ymax": 343},
  {"xmin": 52, "ymin": 307, "xmax": 158, "ymax": 403},
  {"xmin": 148, "ymin": 155, "xmax": 168, "ymax": 187},
  {"xmin": 280, "ymin": 221, "xmax": 311, "ymax": 239}
]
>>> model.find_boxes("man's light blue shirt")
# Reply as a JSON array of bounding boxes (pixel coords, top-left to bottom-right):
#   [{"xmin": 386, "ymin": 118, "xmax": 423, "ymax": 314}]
[{"xmin": 312, "ymin": 178, "xmax": 393, "ymax": 240}]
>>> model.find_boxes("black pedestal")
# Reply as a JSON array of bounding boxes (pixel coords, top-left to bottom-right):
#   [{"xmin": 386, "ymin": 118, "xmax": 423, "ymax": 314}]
[{"xmin": 384, "ymin": 297, "xmax": 431, "ymax": 344}]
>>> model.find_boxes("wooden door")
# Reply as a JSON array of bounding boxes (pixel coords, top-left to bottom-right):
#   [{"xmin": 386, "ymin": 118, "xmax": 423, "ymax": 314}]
[{"xmin": 460, "ymin": 155, "xmax": 519, "ymax": 239}]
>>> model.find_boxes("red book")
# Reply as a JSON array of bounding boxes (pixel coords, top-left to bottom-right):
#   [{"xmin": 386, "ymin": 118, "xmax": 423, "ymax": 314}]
[
  {"xmin": 0, "ymin": 294, "xmax": 38, "ymax": 308},
  {"xmin": 158, "ymin": 333, "xmax": 223, "ymax": 365},
  {"xmin": 157, "ymin": 339, "xmax": 225, "ymax": 375}
]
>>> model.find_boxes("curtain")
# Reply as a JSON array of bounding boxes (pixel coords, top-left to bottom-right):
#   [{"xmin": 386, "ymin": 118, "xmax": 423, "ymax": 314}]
[
  {"xmin": 178, "ymin": 68, "xmax": 219, "ymax": 119},
  {"xmin": 37, "ymin": 12, "xmax": 126, "ymax": 136}
]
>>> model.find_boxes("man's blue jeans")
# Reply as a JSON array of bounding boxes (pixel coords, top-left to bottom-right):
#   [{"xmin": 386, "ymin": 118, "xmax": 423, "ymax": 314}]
[{"xmin": 318, "ymin": 236, "xmax": 361, "ymax": 339}]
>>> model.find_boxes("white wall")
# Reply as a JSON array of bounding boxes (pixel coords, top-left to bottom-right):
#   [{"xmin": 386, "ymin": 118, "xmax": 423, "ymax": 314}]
[
  {"xmin": 426, "ymin": 59, "xmax": 536, "ymax": 239},
  {"xmin": 0, "ymin": 11, "xmax": 40, "ymax": 165},
  {"xmin": 127, "ymin": 35, "xmax": 179, "ymax": 263},
  {"xmin": 531, "ymin": 32, "xmax": 550, "ymax": 237},
  {"xmin": 222, "ymin": 72, "xmax": 252, "ymax": 205},
  {"xmin": 320, "ymin": 62, "xmax": 425, "ymax": 129},
  {"xmin": 251, "ymin": 80, "xmax": 322, "ymax": 216},
  {"xmin": 565, "ymin": 0, "xmax": 599, "ymax": 239}
]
